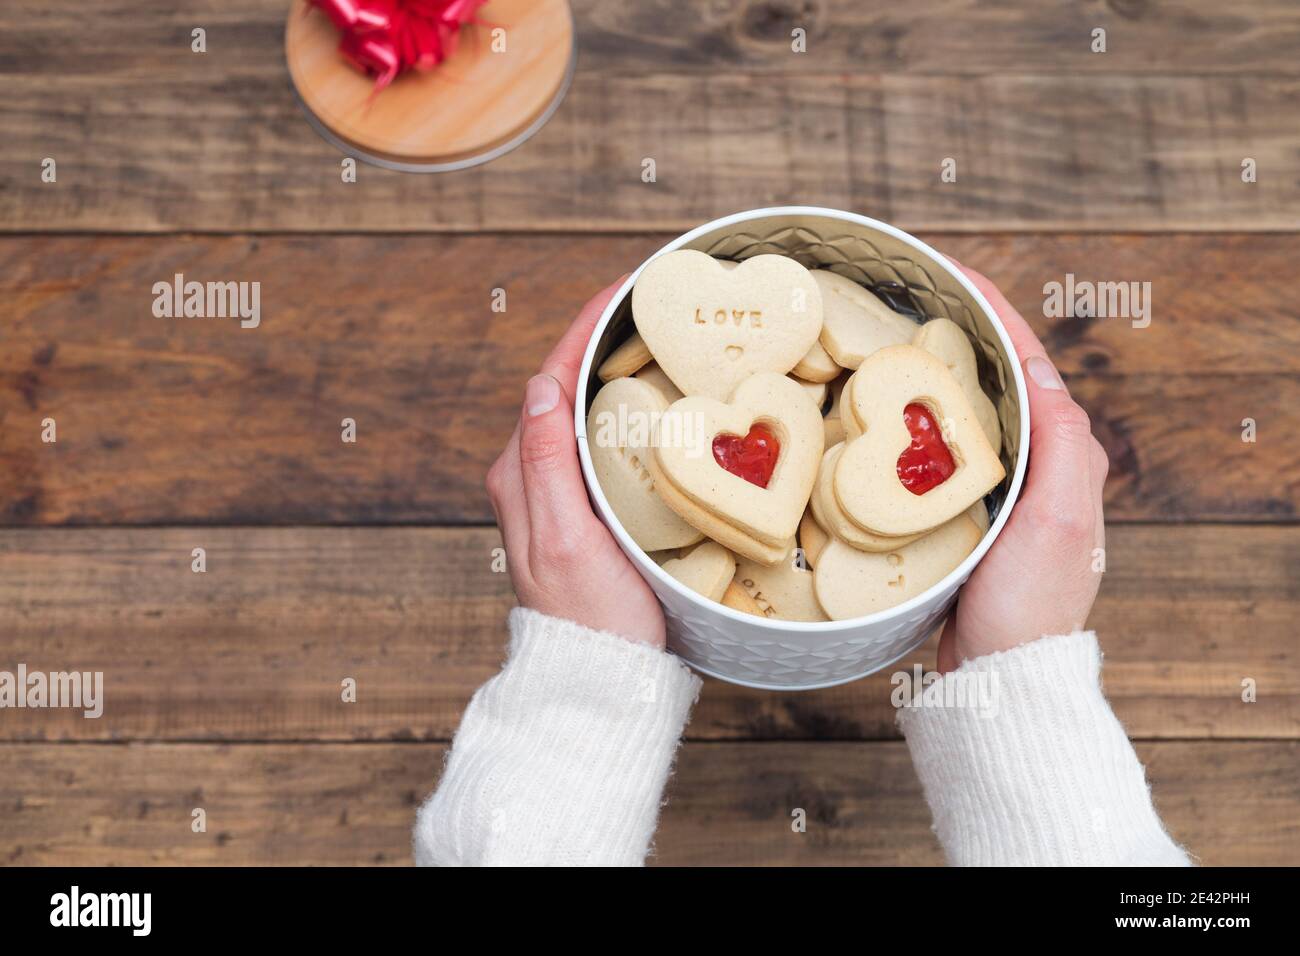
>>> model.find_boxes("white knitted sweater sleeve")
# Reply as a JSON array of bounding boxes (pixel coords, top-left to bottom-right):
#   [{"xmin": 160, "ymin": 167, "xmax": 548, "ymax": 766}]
[
  {"xmin": 413, "ymin": 607, "xmax": 701, "ymax": 866},
  {"xmin": 898, "ymin": 630, "xmax": 1191, "ymax": 866}
]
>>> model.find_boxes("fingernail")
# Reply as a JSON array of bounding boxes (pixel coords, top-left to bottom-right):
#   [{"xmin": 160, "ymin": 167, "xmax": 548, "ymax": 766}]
[
  {"xmin": 1026, "ymin": 356, "xmax": 1064, "ymax": 391},
  {"xmin": 525, "ymin": 374, "xmax": 560, "ymax": 417}
]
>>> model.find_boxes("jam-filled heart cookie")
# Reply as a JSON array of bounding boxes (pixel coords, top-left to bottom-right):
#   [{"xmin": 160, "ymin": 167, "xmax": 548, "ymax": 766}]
[
  {"xmin": 652, "ymin": 479, "xmax": 796, "ymax": 566},
  {"xmin": 632, "ymin": 251, "xmax": 823, "ymax": 401},
  {"xmin": 813, "ymin": 512, "xmax": 982, "ymax": 620},
  {"xmin": 586, "ymin": 378, "xmax": 704, "ymax": 553},
  {"xmin": 732, "ymin": 541, "xmax": 828, "ymax": 622},
  {"xmin": 813, "ymin": 270, "xmax": 917, "ymax": 370},
  {"xmin": 836, "ymin": 345, "xmax": 1005, "ymax": 537},
  {"xmin": 651, "ymin": 372, "xmax": 824, "ymax": 565},
  {"xmin": 812, "ymin": 442, "xmax": 924, "ymax": 552},
  {"xmin": 597, "ymin": 331, "xmax": 653, "ymax": 382},
  {"xmin": 913, "ymin": 318, "xmax": 1001, "ymax": 449},
  {"xmin": 661, "ymin": 540, "xmax": 736, "ymax": 603}
]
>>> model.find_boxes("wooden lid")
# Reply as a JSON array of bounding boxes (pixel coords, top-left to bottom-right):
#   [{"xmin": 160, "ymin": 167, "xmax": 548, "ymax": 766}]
[{"xmin": 285, "ymin": 0, "xmax": 574, "ymax": 171}]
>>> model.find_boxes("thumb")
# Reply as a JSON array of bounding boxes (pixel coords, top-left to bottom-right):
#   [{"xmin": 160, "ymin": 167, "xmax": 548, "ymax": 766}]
[
  {"xmin": 517, "ymin": 374, "xmax": 597, "ymax": 555},
  {"xmin": 1019, "ymin": 354, "xmax": 1095, "ymax": 529}
]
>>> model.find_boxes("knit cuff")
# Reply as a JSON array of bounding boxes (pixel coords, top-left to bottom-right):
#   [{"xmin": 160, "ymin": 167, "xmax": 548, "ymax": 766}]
[
  {"xmin": 898, "ymin": 631, "xmax": 1191, "ymax": 866},
  {"xmin": 414, "ymin": 608, "xmax": 701, "ymax": 866}
]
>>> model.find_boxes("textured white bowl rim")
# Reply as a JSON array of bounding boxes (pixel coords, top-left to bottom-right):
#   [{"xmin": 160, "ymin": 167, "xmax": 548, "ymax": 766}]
[{"xmin": 575, "ymin": 206, "xmax": 1031, "ymax": 649}]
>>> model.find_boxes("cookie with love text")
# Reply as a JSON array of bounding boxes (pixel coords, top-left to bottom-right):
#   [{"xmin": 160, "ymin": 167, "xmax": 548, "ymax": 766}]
[
  {"xmin": 733, "ymin": 541, "xmax": 828, "ymax": 622},
  {"xmin": 913, "ymin": 318, "xmax": 1001, "ymax": 449},
  {"xmin": 586, "ymin": 378, "xmax": 704, "ymax": 553},
  {"xmin": 813, "ymin": 513, "xmax": 982, "ymax": 620},
  {"xmin": 836, "ymin": 345, "xmax": 1005, "ymax": 537},
  {"xmin": 651, "ymin": 372, "xmax": 824, "ymax": 562},
  {"xmin": 814, "ymin": 270, "xmax": 917, "ymax": 370},
  {"xmin": 721, "ymin": 578, "xmax": 767, "ymax": 617},
  {"xmin": 632, "ymin": 251, "xmax": 823, "ymax": 401},
  {"xmin": 660, "ymin": 540, "xmax": 736, "ymax": 603}
]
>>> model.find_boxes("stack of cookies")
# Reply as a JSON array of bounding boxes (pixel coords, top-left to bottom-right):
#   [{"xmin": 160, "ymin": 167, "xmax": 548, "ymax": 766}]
[{"xmin": 586, "ymin": 250, "xmax": 1006, "ymax": 623}]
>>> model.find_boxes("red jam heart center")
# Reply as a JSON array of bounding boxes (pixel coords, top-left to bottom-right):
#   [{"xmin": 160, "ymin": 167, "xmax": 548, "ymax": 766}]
[
  {"xmin": 897, "ymin": 403, "xmax": 956, "ymax": 495},
  {"xmin": 713, "ymin": 424, "xmax": 780, "ymax": 489}
]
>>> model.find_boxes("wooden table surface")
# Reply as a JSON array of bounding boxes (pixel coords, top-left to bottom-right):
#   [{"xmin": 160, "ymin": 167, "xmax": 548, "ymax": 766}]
[{"xmin": 1, "ymin": 0, "xmax": 1297, "ymax": 865}]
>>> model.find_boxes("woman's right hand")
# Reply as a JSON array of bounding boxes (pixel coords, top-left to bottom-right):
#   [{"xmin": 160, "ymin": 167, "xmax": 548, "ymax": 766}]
[
  {"xmin": 937, "ymin": 261, "xmax": 1111, "ymax": 673},
  {"xmin": 485, "ymin": 280, "xmax": 668, "ymax": 649}
]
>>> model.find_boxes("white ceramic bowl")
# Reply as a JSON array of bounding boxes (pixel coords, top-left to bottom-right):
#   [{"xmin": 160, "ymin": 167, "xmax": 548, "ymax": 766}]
[{"xmin": 575, "ymin": 207, "xmax": 1030, "ymax": 690}]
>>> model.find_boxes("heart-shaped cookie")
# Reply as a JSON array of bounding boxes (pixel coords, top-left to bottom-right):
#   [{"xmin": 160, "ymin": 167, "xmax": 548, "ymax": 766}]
[
  {"xmin": 913, "ymin": 318, "xmax": 1001, "ymax": 449},
  {"xmin": 813, "ymin": 512, "xmax": 982, "ymax": 620},
  {"xmin": 586, "ymin": 378, "xmax": 704, "ymax": 553},
  {"xmin": 792, "ymin": 376, "xmax": 828, "ymax": 409},
  {"xmin": 632, "ymin": 251, "xmax": 823, "ymax": 401},
  {"xmin": 597, "ymin": 330, "xmax": 653, "ymax": 382},
  {"xmin": 652, "ymin": 372, "xmax": 824, "ymax": 564},
  {"xmin": 814, "ymin": 269, "xmax": 917, "ymax": 370},
  {"xmin": 836, "ymin": 345, "xmax": 1005, "ymax": 537},
  {"xmin": 634, "ymin": 361, "xmax": 684, "ymax": 403},
  {"xmin": 793, "ymin": 336, "xmax": 842, "ymax": 383},
  {"xmin": 661, "ymin": 540, "xmax": 736, "ymax": 602},
  {"xmin": 822, "ymin": 372, "xmax": 849, "ymax": 447},
  {"xmin": 798, "ymin": 507, "xmax": 830, "ymax": 569},
  {"xmin": 652, "ymin": 479, "xmax": 795, "ymax": 566},
  {"xmin": 732, "ymin": 541, "xmax": 828, "ymax": 622},
  {"xmin": 840, "ymin": 368, "xmax": 868, "ymax": 441},
  {"xmin": 812, "ymin": 442, "xmax": 924, "ymax": 552},
  {"xmin": 721, "ymin": 578, "xmax": 767, "ymax": 616}
]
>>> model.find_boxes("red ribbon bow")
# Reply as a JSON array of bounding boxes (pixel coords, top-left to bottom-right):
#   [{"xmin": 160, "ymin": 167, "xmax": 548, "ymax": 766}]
[{"xmin": 308, "ymin": 0, "xmax": 488, "ymax": 93}]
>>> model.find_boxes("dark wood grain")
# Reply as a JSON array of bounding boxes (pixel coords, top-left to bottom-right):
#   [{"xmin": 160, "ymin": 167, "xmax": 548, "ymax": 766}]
[
  {"xmin": 2, "ymin": 1, "xmax": 1298, "ymax": 231},
  {"xmin": 1, "ymin": 525, "xmax": 1293, "ymax": 742},
  {"xmin": 3, "ymin": 234, "xmax": 1298, "ymax": 526},
  {"xmin": 0, "ymin": 740, "xmax": 1293, "ymax": 865},
  {"xmin": 9, "ymin": 1, "xmax": 1300, "ymax": 80},
  {"xmin": 576, "ymin": 0, "xmax": 1300, "ymax": 76}
]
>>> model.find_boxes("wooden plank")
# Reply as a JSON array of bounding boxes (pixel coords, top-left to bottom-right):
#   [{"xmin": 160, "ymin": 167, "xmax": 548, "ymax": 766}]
[
  {"xmin": 575, "ymin": 0, "xmax": 1300, "ymax": 76},
  {"xmin": 9, "ymin": 1, "xmax": 1300, "ymax": 81},
  {"xmin": 0, "ymin": 740, "xmax": 1292, "ymax": 865},
  {"xmin": 3, "ymin": 33, "xmax": 1298, "ymax": 233},
  {"xmin": 1, "ymin": 525, "xmax": 1294, "ymax": 742},
  {"xmin": 3, "ymin": 234, "xmax": 1298, "ymax": 525}
]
